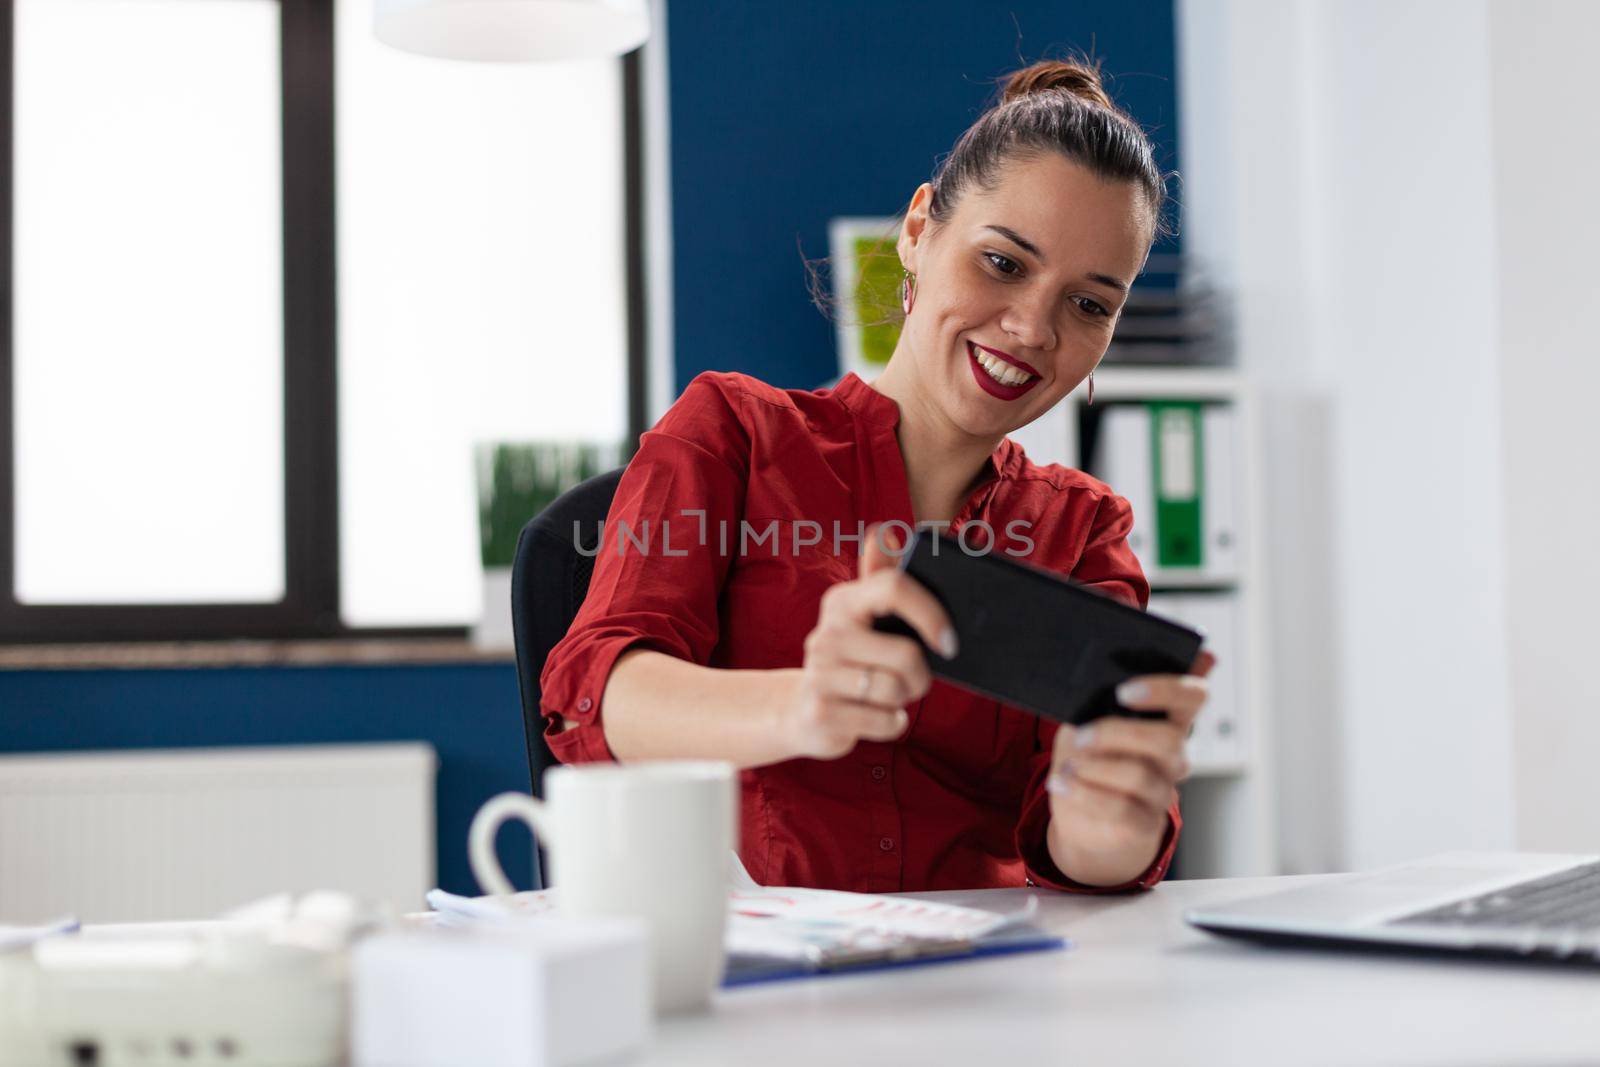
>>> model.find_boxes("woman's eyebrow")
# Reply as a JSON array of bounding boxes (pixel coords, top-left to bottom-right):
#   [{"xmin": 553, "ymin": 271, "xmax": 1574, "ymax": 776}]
[
  {"xmin": 981, "ymin": 224, "xmax": 1129, "ymax": 294},
  {"xmin": 984, "ymin": 223, "xmax": 1043, "ymax": 260}
]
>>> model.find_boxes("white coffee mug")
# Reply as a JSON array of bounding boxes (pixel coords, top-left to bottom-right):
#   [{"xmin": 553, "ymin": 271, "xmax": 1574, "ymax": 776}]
[{"xmin": 468, "ymin": 760, "xmax": 736, "ymax": 1014}]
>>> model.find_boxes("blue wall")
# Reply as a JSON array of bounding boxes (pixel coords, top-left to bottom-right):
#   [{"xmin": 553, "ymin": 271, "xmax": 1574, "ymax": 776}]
[
  {"xmin": 668, "ymin": 1, "xmax": 1181, "ymax": 393},
  {"xmin": 0, "ymin": 664, "xmax": 533, "ymax": 897}
]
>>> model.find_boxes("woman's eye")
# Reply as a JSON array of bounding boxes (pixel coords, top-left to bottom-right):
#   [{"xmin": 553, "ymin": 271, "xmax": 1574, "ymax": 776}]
[
  {"xmin": 984, "ymin": 252, "xmax": 1020, "ymax": 276},
  {"xmin": 980, "ymin": 252, "xmax": 1111, "ymax": 317}
]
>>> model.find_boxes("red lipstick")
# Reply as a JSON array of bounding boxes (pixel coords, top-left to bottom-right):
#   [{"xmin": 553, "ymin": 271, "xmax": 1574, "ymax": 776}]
[{"xmin": 966, "ymin": 341, "xmax": 1042, "ymax": 401}]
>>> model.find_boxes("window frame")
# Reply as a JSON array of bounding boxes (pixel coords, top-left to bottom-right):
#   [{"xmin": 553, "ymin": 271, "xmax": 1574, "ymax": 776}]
[{"xmin": 0, "ymin": 0, "xmax": 648, "ymax": 644}]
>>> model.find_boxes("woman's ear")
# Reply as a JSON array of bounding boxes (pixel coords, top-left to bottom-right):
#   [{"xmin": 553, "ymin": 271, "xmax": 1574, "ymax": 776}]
[{"xmin": 895, "ymin": 182, "xmax": 935, "ymax": 272}]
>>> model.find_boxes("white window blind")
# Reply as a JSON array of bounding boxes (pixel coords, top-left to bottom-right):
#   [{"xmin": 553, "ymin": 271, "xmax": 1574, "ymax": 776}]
[
  {"xmin": 335, "ymin": 0, "xmax": 628, "ymax": 627},
  {"xmin": 12, "ymin": 0, "xmax": 285, "ymax": 605}
]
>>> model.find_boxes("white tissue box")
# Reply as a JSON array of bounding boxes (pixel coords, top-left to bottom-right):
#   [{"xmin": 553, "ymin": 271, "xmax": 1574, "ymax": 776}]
[{"xmin": 352, "ymin": 917, "xmax": 651, "ymax": 1067}]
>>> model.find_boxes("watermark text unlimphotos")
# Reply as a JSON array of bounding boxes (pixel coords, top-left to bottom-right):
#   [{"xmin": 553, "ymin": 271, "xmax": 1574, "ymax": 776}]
[{"xmin": 571, "ymin": 514, "xmax": 1036, "ymax": 559}]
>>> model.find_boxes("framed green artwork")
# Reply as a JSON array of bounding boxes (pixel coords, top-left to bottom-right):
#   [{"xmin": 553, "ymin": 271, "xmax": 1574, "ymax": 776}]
[{"xmin": 827, "ymin": 216, "xmax": 905, "ymax": 380}]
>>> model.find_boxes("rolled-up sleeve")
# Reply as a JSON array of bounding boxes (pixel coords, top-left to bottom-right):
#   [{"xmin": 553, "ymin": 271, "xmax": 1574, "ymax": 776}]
[
  {"xmin": 1014, "ymin": 489, "xmax": 1181, "ymax": 892},
  {"xmin": 538, "ymin": 373, "xmax": 751, "ymax": 764}
]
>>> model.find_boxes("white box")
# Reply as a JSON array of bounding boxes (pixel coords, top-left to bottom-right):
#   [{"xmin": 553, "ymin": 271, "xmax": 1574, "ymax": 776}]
[{"xmin": 352, "ymin": 918, "xmax": 651, "ymax": 1067}]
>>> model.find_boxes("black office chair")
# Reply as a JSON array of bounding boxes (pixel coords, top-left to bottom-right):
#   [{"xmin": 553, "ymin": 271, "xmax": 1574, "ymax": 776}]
[{"xmin": 510, "ymin": 465, "xmax": 625, "ymax": 888}]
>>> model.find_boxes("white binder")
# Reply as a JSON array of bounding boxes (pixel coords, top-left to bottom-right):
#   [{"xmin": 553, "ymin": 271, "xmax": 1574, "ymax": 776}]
[
  {"xmin": 1097, "ymin": 405, "xmax": 1155, "ymax": 573},
  {"xmin": 1201, "ymin": 405, "xmax": 1241, "ymax": 582},
  {"xmin": 1147, "ymin": 591, "xmax": 1244, "ymax": 769}
]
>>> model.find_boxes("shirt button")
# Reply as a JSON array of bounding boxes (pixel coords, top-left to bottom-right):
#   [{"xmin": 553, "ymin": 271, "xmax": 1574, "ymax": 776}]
[
  {"xmin": 878, "ymin": 837, "xmax": 895, "ymax": 852},
  {"xmin": 577, "ymin": 697, "xmax": 593, "ymax": 712},
  {"xmin": 870, "ymin": 765, "xmax": 887, "ymax": 782}
]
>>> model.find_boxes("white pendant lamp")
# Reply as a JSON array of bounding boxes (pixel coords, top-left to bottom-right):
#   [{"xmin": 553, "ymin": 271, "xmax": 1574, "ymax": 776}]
[{"xmin": 375, "ymin": 0, "xmax": 650, "ymax": 62}]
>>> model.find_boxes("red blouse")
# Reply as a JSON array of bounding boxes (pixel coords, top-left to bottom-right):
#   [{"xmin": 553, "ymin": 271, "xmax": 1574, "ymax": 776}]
[{"xmin": 540, "ymin": 370, "xmax": 1179, "ymax": 893}]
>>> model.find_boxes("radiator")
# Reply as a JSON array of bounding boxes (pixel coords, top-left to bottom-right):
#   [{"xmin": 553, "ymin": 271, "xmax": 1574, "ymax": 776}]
[{"xmin": 0, "ymin": 743, "xmax": 436, "ymax": 924}]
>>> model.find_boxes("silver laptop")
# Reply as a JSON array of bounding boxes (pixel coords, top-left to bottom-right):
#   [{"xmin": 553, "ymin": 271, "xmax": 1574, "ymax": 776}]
[{"xmin": 1185, "ymin": 851, "xmax": 1600, "ymax": 963}]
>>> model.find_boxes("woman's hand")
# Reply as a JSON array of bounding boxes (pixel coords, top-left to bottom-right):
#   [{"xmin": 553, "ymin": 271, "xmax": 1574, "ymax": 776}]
[
  {"xmin": 1044, "ymin": 650, "xmax": 1216, "ymax": 886},
  {"xmin": 780, "ymin": 524, "xmax": 957, "ymax": 760}
]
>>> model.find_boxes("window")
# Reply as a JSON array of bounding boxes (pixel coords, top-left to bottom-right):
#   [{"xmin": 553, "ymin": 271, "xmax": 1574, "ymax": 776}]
[
  {"xmin": 13, "ymin": 0, "xmax": 285, "ymax": 607},
  {"xmin": 0, "ymin": 0, "xmax": 645, "ymax": 641},
  {"xmin": 335, "ymin": 1, "xmax": 628, "ymax": 627}
]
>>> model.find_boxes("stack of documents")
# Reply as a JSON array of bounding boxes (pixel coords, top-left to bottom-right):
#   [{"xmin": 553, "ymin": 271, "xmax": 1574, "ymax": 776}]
[{"xmin": 718, "ymin": 881, "xmax": 1062, "ymax": 984}]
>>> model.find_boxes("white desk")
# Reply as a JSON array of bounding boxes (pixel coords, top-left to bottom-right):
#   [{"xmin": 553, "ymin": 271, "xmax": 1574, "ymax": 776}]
[{"xmin": 649, "ymin": 874, "xmax": 1600, "ymax": 1066}]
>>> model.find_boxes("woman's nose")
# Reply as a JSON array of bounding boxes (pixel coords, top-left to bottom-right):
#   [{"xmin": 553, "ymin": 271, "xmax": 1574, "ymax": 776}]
[{"xmin": 1001, "ymin": 300, "xmax": 1056, "ymax": 353}]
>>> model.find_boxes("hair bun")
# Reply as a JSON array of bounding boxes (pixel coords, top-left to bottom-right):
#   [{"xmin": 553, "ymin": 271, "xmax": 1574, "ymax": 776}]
[{"xmin": 1001, "ymin": 59, "xmax": 1113, "ymax": 110}]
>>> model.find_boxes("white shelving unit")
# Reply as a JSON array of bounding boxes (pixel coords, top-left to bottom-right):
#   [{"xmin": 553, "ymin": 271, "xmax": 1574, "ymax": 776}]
[{"xmin": 1010, "ymin": 365, "xmax": 1278, "ymax": 878}]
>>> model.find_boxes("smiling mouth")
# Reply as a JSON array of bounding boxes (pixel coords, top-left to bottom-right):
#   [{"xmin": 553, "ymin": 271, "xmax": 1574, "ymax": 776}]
[
  {"xmin": 972, "ymin": 348, "xmax": 1036, "ymax": 386},
  {"xmin": 966, "ymin": 341, "xmax": 1042, "ymax": 398}
]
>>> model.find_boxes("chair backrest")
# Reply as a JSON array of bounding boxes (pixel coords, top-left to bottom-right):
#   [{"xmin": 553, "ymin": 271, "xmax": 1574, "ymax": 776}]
[{"xmin": 510, "ymin": 465, "xmax": 625, "ymax": 805}]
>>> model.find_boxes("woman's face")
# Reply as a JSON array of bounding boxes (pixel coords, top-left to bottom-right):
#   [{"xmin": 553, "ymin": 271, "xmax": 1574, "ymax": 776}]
[{"xmin": 893, "ymin": 151, "xmax": 1152, "ymax": 439}]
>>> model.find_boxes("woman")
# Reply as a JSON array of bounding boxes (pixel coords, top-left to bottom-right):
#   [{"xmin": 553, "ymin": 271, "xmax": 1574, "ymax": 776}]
[{"xmin": 540, "ymin": 59, "xmax": 1213, "ymax": 894}]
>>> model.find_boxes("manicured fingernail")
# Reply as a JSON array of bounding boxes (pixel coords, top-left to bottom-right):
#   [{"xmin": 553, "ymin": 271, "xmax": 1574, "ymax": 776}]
[
  {"xmin": 1046, "ymin": 770, "xmax": 1072, "ymax": 796},
  {"xmin": 894, "ymin": 709, "xmax": 910, "ymax": 732},
  {"xmin": 1072, "ymin": 725, "xmax": 1096, "ymax": 749},
  {"xmin": 940, "ymin": 627, "xmax": 959, "ymax": 659},
  {"xmin": 1116, "ymin": 680, "xmax": 1150, "ymax": 705}
]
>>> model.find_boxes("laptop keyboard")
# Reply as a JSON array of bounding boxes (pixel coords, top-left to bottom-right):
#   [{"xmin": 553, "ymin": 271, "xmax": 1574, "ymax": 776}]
[{"xmin": 1389, "ymin": 860, "xmax": 1600, "ymax": 931}]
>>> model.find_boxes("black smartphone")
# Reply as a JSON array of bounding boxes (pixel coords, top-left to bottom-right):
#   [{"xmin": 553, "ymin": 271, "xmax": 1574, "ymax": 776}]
[{"xmin": 870, "ymin": 529, "xmax": 1203, "ymax": 726}]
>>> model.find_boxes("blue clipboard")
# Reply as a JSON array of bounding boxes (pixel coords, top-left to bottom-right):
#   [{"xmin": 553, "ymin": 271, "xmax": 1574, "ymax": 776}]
[{"xmin": 721, "ymin": 924, "xmax": 1068, "ymax": 987}]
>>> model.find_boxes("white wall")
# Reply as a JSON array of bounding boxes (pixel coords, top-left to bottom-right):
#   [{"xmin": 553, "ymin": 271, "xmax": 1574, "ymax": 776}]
[
  {"xmin": 1489, "ymin": 1, "xmax": 1600, "ymax": 852},
  {"xmin": 1176, "ymin": 0, "xmax": 1346, "ymax": 875},
  {"xmin": 1178, "ymin": 0, "xmax": 1530, "ymax": 872},
  {"xmin": 1315, "ymin": 0, "xmax": 1516, "ymax": 871}
]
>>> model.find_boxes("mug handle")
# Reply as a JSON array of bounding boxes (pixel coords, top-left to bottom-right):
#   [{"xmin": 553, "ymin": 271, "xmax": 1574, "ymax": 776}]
[{"xmin": 468, "ymin": 792, "xmax": 554, "ymax": 897}]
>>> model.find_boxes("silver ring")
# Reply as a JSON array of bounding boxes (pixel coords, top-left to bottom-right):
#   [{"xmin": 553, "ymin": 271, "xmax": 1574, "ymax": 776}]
[{"xmin": 857, "ymin": 667, "xmax": 874, "ymax": 699}]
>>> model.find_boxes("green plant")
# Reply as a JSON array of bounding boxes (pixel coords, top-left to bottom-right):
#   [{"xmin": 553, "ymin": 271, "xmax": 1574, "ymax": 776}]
[{"xmin": 475, "ymin": 441, "xmax": 618, "ymax": 569}]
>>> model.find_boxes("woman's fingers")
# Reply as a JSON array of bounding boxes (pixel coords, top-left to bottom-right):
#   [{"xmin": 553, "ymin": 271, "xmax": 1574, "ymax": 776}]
[
  {"xmin": 823, "ymin": 563, "xmax": 956, "ymax": 659},
  {"xmin": 786, "ymin": 693, "xmax": 909, "ymax": 758},
  {"xmin": 1048, "ymin": 768, "xmax": 1169, "ymax": 838},
  {"xmin": 1114, "ymin": 672, "xmax": 1209, "ymax": 731},
  {"xmin": 1056, "ymin": 717, "xmax": 1189, "ymax": 780},
  {"xmin": 817, "ymin": 662, "xmax": 911, "ymax": 709},
  {"xmin": 848, "ymin": 704, "xmax": 911, "ymax": 743},
  {"xmin": 790, "ymin": 523, "xmax": 951, "ymax": 761},
  {"xmin": 806, "ymin": 624, "xmax": 933, "ymax": 700},
  {"xmin": 866, "ymin": 568, "xmax": 958, "ymax": 657},
  {"xmin": 1056, "ymin": 751, "xmax": 1178, "ymax": 812},
  {"xmin": 858, "ymin": 522, "xmax": 904, "ymax": 578},
  {"xmin": 1190, "ymin": 649, "xmax": 1217, "ymax": 679}
]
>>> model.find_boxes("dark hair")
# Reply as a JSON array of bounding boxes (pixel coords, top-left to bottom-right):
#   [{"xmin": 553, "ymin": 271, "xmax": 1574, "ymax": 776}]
[{"xmin": 805, "ymin": 56, "xmax": 1174, "ymax": 326}]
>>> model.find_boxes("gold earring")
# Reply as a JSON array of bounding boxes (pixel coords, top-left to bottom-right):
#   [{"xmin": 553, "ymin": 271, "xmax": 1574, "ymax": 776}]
[{"xmin": 899, "ymin": 270, "xmax": 916, "ymax": 315}]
